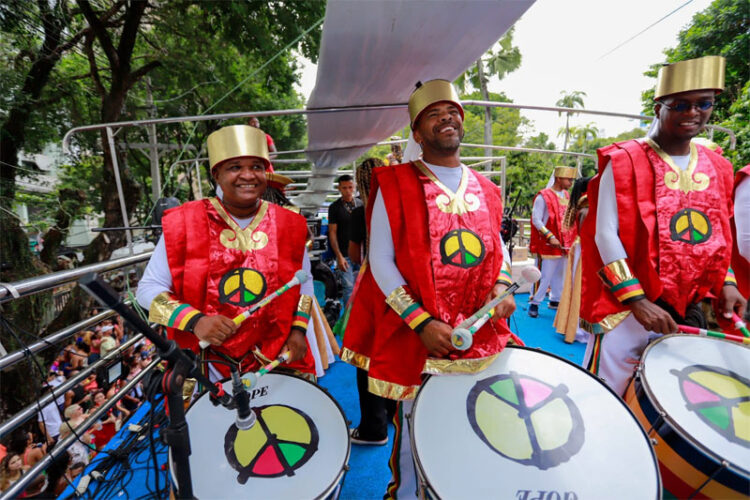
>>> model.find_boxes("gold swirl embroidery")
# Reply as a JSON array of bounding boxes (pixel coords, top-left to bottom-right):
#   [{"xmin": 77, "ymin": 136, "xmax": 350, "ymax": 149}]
[
  {"xmin": 415, "ymin": 161, "xmax": 480, "ymax": 214},
  {"xmin": 646, "ymin": 138, "xmax": 710, "ymax": 194},
  {"xmin": 210, "ymin": 198, "xmax": 270, "ymax": 251}
]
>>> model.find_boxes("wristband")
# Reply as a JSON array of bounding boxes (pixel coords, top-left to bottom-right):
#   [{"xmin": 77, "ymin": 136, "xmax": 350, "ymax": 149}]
[
  {"xmin": 496, "ymin": 261, "xmax": 513, "ymax": 288},
  {"xmin": 149, "ymin": 292, "xmax": 205, "ymax": 332},
  {"xmin": 539, "ymin": 226, "xmax": 555, "ymax": 240},
  {"xmin": 386, "ymin": 286, "xmax": 434, "ymax": 332},
  {"xmin": 724, "ymin": 268, "xmax": 738, "ymax": 288},
  {"xmin": 597, "ymin": 259, "xmax": 646, "ymax": 304},
  {"xmin": 291, "ymin": 295, "xmax": 313, "ymax": 331}
]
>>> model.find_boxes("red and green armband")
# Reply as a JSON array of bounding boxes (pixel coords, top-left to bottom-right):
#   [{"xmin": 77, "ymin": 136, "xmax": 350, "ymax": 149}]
[
  {"xmin": 496, "ymin": 261, "xmax": 513, "ymax": 288},
  {"xmin": 148, "ymin": 292, "xmax": 205, "ymax": 333},
  {"xmin": 386, "ymin": 286, "xmax": 434, "ymax": 333},
  {"xmin": 597, "ymin": 259, "xmax": 646, "ymax": 305},
  {"xmin": 724, "ymin": 268, "xmax": 738, "ymax": 287},
  {"xmin": 291, "ymin": 295, "xmax": 313, "ymax": 332}
]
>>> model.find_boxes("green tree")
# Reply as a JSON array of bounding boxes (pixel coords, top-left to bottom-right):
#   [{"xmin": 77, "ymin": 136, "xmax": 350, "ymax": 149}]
[
  {"xmin": 455, "ymin": 29, "xmax": 521, "ymax": 158},
  {"xmin": 555, "ymin": 90, "xmax": 587, "ymax": 151}
]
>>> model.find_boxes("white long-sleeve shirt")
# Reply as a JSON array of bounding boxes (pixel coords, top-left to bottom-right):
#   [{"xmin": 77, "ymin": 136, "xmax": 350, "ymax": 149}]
[
  {"xmin": 531, "ymin": 188, "xmax": 567, "ymax": 230},
  {"xmin": 136, "ymin": 209, "xmax": 314, "ymax": 311},
  {"xmin": 594, "ymin": 151, "xmax": 690, "ymax": 265},
  {"xmin": 368, "ymin": 161, "xmax": 511, "ymax": 297},
  {"xmin": 736, "ymin": 174, "xmax": 750, "ymax": 261}
]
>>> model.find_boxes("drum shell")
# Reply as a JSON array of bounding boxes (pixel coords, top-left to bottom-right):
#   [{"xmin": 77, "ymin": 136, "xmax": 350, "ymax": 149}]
[{"xmin": 625, "ymin": 338, "xmax": 750, "ymax": 500}]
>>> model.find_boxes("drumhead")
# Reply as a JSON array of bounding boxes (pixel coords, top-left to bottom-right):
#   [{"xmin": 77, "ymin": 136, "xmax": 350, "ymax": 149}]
[
  {"xmin": 638, "ymin": 335, "xmax": 750, "ymax": 476},
  {"xmin": 172, "ymin": 373, "xmax": 350, "ymax": 499},
  {"xmin": 411, "ymin": 346, "xmax": 660, "ymax": 499}
]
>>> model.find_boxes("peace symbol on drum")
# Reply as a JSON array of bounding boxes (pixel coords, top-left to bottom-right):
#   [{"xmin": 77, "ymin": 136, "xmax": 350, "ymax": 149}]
[
  {"xmin": 224, "ymin": 404, "xmax": 320, "ymax": 483},
  {"xmin": 219, "ymin": 267, "xmax": 268, "ymax": 307},
  {"xmin": 466, "ymin": 372, "xmax": 584, "ymax": 470},
  {"xmin": 672, "ymin": 365, "xmax": 750, "ymax": 448},
  {"xmin": 439, "ymin": 229, "xmax": 485, "ymax": 268},
  {"xmin": 669, "ymin": 208, "xmax": 712, "ymax": 245}
]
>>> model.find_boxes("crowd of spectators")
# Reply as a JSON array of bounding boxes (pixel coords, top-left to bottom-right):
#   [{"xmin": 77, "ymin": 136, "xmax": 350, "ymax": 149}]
[{"xmin": 0, "ymin": 301, "xmax": 154, "ymax": 497}]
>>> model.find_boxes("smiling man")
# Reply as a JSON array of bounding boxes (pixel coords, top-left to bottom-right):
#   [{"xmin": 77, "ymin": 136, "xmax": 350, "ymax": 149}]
[
  {"xmin": 579, "ymin": 56, "xmax": 746, "ymax": 395},
  {"xmin": 136, "ymin": 125, "xmax": 315, "ymax": 379},
  {"xmin": 341, "ymin": 80, "xmax": 519, "ymax": 499}
]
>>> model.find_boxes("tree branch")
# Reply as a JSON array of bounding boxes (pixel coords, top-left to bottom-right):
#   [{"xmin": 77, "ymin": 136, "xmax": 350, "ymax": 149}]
[
  {"xmin": 127, "ymin": 61, "xmax": 161, "ymax": 87},
  {"xmin": 77, "ymin": 0, "xmax": 120, "ymax": 71},
  {"xmin": 83, "ymin": 33, "xmax": 105, "ymax": 97},
  {"xmin": 117, "ymin": 0, "xmax": 149, "ymax": 74}
]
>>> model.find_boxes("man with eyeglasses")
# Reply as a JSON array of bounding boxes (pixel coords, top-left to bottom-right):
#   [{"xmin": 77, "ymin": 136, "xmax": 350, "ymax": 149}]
[{"xmin": 579, "ymin": 56, "xmax": 746, "ymax": 396}]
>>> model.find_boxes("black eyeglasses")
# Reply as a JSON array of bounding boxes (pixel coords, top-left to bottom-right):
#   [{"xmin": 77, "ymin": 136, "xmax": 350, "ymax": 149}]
[{"xmin": 659, "ymin": 100, "xmax": 714, "ymax": 112}]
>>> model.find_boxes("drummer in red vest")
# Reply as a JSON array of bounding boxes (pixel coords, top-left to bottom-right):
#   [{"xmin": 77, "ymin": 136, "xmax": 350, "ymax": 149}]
[
  {"xmin": 136, "ymin": 124, "xmax": 316, "ymax": 379},
  {"xmin": 732, "ymin": 164, "xmax": 750, "ymax": 301},
  {"xmin": 341, "ymin": 79, "xmax": 520, "ymax": 499},
  {"xmin": 528, "ymin": 166, "xmax": 577, "ymax": 318},
  {"xmin": 579, "ymin": 56, "xmax": 746, "ymax": 396}
]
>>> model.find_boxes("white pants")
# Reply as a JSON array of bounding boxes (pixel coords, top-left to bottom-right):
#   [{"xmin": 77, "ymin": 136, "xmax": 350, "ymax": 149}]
[
  {"xmin": 531, "ymin": 257, "xmax": 566, "ymax": 305},
  {"xmin": 583, "ymin": 313, "xmax": 660, "ymax": 396},
  {"xmin": 385, "ymin": 399, "xmax": 419, "ymax": 499}
]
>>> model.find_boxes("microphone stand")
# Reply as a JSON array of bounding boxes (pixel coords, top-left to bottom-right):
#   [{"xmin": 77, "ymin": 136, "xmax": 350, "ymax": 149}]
[{"xmin": 78, "ymin": 273, "xmax": 233, "ymax": 499}]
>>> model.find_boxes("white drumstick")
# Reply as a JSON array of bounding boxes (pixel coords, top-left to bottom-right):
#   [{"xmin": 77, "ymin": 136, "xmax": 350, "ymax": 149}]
[
  {"xmin": 198, "ymin": 270, "xmax": 309, "ymax": 349},
  {"xmin": 451, "ymin": 266, "xmax": 541, "ymax": 351}
]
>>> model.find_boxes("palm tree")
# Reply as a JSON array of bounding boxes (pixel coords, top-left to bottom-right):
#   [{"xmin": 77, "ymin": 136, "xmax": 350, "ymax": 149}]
[
  {"xmin": 555, "ymin": 90, "xmax": 587, "ymax": 151},
  {"xmin": 455, "ymin": 29, "xmax": 521, "ymax": 159}
]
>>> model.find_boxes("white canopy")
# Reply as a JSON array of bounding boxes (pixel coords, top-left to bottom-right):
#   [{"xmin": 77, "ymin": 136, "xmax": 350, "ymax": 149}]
[{"xmin": 296, "ymin": 0, "xmax": 535, "ymax": 210}]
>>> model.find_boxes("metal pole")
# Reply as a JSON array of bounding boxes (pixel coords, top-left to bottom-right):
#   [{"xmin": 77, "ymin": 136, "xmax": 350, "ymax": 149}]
[
  {"xmin": 146, "ymin": 78, "xmax": 161, "ymax": 203},
  {"xmin": 194, "ymin": 160, "xmax": 203, "ymax": 199},
  {"xmin": 500, "ymin": 156, "xmax": 507, "ymax": 204},
  {"xmin": 105, "ymin": 127, "xmax": 133, "ymax": 253}
]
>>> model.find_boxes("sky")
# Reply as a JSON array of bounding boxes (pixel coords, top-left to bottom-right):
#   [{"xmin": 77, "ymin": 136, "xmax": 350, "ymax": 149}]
[{"xmin": 295, "ymin": 0, "xmax": 714, "ymax": 148}]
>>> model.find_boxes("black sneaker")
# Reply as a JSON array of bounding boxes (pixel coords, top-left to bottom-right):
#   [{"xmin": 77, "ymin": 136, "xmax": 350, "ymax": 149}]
[
  {"xmin": 548, "ymin": 301, "xmax": 559, "ymax": 310},
  {"xmin": 528, "ymin": 304, "xmax": 539, "ymax": 318},
  {"xmin": 350, "ymin": 428, "xmax": 388, "ymax": 446}
]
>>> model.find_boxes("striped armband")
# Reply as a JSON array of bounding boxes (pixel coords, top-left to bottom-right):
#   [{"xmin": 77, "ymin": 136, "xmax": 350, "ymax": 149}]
[
  {"xmin": 539, "ymin": 226, "xmax": 555, "ymax": 240},
  {"xmin": 385, "ymin": 286, "xmax": 433, "ymax": 333},
  {"xmin": 496, "ymin": 262, "xmax": 513, "ymax": 287},
  {"xmin": 291, "ymin": 295, "xmax": 313, "ymax": 331},
  {"xmin": 597, "ymin": 259, "xmax": 646, "ymax": 305},
  {"xmin": 724, "ymin": 268, "xmax": 738, "ymax": 287},
  {"xmin": 148, "ymin": 292, "xmax": 205, "ymax": 333}
]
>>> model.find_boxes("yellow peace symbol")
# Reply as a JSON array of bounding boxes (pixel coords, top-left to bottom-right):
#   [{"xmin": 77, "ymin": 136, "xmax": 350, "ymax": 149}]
[
  {"xmin": 669, "ymin": 208, "xmax": 712, "ymax": 245},
  {"xmin": 219, "ymin": 268, "xmax": 267, "ymax": 306},
  {"xmin": 440, "ymin": 229, "xmax": 485, "ymax": 268}
]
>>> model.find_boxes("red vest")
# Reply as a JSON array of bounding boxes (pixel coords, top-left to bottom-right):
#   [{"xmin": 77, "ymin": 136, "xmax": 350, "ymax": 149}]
[
  {"xmin": 161, "ymin": 198, "xmax": 314, "ymax": 374},
  {"xmin": 733, "ymin": 165, "xmax": 750, "ymax": 298},
  {"xmin": 529, "ymin": 188, "xmax": 576, "ymax": 256},
  {"xmin": 343, "ymin": 162, "xmax": 518, "ymax": 397},
  {"xmin": 580, "ymin": 140, "xmax": 734, "ymax": 324}
]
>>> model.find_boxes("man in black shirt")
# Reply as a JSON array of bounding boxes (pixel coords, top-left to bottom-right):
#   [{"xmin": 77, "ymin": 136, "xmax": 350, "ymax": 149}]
[{"xmin": 328, "ymin": 174, "xmax": 363, "ymax": 305}]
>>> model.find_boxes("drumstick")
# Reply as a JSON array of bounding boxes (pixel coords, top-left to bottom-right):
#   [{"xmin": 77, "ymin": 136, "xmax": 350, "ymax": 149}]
[
  {"xmin": 242, "ymin": 350, "xmax": 291, "ymax": 389},
  {"xmin": 198, "ymin": 270, "xmax": 309, "ymax": 349},
  {"xmin": 731, "ymin": 313, "xmax": 750, "ymax": 337},
  {"xmin": 678, "ymin": 325, "xmax": 750, "ymax": 345},
  {"xmin": 451, "ymin": 266, "xmax": 541, "ymax": 351}
]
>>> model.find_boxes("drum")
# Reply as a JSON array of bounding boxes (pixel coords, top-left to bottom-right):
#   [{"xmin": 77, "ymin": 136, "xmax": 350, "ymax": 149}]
[
  {"xmin": 625, "ymin": 335, "xmax": 750, "ymax": 499},
  {"xmin": 171, "ymin": 373, "xmax": 350, "ymax": 499},
  {"xmin": 410, "ymin": 345, "xmax": 660, "ymax": 499}
]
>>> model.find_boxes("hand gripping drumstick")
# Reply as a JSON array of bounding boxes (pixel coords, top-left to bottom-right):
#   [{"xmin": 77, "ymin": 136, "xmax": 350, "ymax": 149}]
[
  {"xmin": 241, "ymin": 350, "xmax": 291, "ymax": 389},
  {"xmin": 451, "ymin": 266, "xmax": 542, "ymax": 351},
  {"xmin": 678, "ymin": 324, "xmax": 750, "ymax": 345},
  {"xmin": 731, "ymin": 313, "xmax": 750, "ymax": 337},
  {"xmin": 198, "ymin": 270, "xmax": 309, "ymax": 349}
]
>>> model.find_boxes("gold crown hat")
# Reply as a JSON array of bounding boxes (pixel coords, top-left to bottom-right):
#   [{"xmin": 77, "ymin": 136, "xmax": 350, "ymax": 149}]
[
  {"xmin": 654, "ymin": 56, "xmax": 725, "ymax": 100},
  {"xmin": 207, "ymin": 125, "xmax": 270, "ymax": 172},
  {"xmin": 266, "ymin": 172, "xmax": 294, "ymax": 191},
  {"xmin": 408, "ymin": 79, "xmax": 464, "ymax": 129},
  {"xmin": 553, "ymin": 166, "xmax": 577, "ymax": 179}
]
